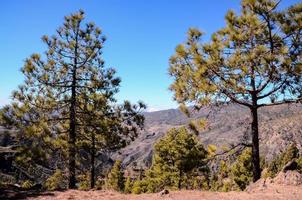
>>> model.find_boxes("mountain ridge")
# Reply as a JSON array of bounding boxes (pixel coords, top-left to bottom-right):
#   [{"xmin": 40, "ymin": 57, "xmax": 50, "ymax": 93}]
[{"xmin": 114, "ymin": 103, "xmax": 302, "ymax": 169}]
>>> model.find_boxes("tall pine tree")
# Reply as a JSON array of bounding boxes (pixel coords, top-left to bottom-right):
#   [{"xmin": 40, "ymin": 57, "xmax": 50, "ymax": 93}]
[
  {"xmin": 3, "ymin": 10, "xmax": 145, "ymax": 188},
  {"xmin": 169, "ymin": 0, "xmax": 302, "ymax": 182}
]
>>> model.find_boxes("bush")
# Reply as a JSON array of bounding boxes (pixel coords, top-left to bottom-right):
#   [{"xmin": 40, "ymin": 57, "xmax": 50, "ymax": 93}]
[
  {"xmin": 131, "ymin": 179, "xmax": 148, "ymax": 194},
  {"xmin": 221, "ymin": 178, "xmax": 233, "ymax": 192},
  {"xmin": 44, "ymin": 169, "xmax": 66, "ymax": 191},
  {"xmin": 191, "ymin": 175, "xmax": 209, "ymax": 190},
  {"xmin": 22, "ymin": 180, "xmax": 34, "ymax": 189},
  {"xmin": 78, "ymin": 172, "xmax": 90, "ymax": 190},
  {"xmin": 95, "ymin": 178, "xmax": 105, "ymax": 190},
  {"xmin": 106, "ymin": 160, "xmax": 125, "ymax": 191},
  {"xmin": 267, "ymin": 144, "xmax": 300, "ymax": 178},
  {"xmin": 231, "ymin": 148, "xmax": 253, "ymax": 190},
  {"xmin": 124, "ymin": 177, "xmax": 133, "ymax": 193},
  {"xmin": 209, "ymin": 149, "xmax": 253, "ymax": 192}
]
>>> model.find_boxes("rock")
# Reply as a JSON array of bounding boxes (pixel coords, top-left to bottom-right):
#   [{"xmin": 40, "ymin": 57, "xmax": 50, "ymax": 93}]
[
  {"xmin": 274, "ymin": 171, "xmax": 302, "ymax": 186},
  {"xmin": 159, "ymin": 189, "xmax": 169, "ymax": 196},
  {"xmin": 246, "ymin": 177, "xmax": 273, "ymax": 192},
  {"xmin": 246, "ymin": 170, "xmax": 302, "ymax": 192},
  {"xmin": 282, "ymin": 160, "xmax": 298, "ymax": 172}
]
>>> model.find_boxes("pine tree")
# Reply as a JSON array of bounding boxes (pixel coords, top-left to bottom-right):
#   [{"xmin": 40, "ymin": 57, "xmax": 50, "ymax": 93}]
[
  {"xmin": 145, "ymin": 127, "xmax": 208, "ymax": 192},
  {"xmin": 124, "ymin": 176, "xmax": 133, "ymax": 194},
  {"xmin": 12, "ymin": 10, "xmax": 110, "ymax": 188},
  {"xmin": 230, "ymin": 148, "xmax": 253, "ymax": 190},
  {"xmin": 107, "ymin": 160, "xmax": 125, "ymax": 191},
  {"xmin": 77, "ymin": 94, "xmax": 145, "ymax": 188},
  {"xmin": 169, "ymin": 0, "xmax": 302, "ymax": 182},
  {"xmin": 1, "ymin": 10, "xmax": 145, "ymax": 189},
  {"xmin": 45, "ymin": 169, "xmax": 66, "ymax": 191}
]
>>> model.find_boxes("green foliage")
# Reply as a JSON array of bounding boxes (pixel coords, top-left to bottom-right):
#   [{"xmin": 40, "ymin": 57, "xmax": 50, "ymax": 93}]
[
  {"xmin": 94, "ymin": 179, "xmax": 105, "ymax": 190},
  {"xmin": 124, "ymin": 177, "xmax": 133, "ymax": 194},
  {"xmin": 207, "ymin": 144, "xmax": 217, "ymax": 158},
  {"xmin": 297, "ymin": 157, "xmax": 302, "ymax": 173},
  {"xmin": 141, "ymin": 127, "xmax": 208, "ymax": 193},
  {"xmin": 21, "ymin": 180, "xmax": 34, "ymax": 189},
  {"xmin": 266, "ymin": 144, "xmax": 300, "ymax": 178},
  {"xmin": 209, "ymin": 149, "xmax": 253, "ymax": 191},
  {"xmin": 231, "ymin": 148, "xmax": 253, "ymax": 190},
  {"xmin": 221, "ymin": 179, "xmax": 234, "ymax": 192},
  {"xmin": 77, "ymin": 172, "xmax": 91, "ymax": 190},
  {"xmin": 45, "ymin": 170, "xmax": 66, "ymax": 191},
  {"xmin": 191, "ymin": 175, "xmax": 209, "ymax": 190},
  {"xmin": 282, "ymin": 144, "xmax": 299, "ymax": 166},
  {"xmin": 107, "ymin": 160, "xmax": 125, "ymax": 191},
  {"xmin": 209, "ymin": 174, "xmax": 221, "ymax": 191},
  {"xmin": 210, "ymin": 160, "xmax": 234, "ymax": 192},
  {"xmin": 131, "ymin": 179, "xmax": 148, "ymax": 194}
]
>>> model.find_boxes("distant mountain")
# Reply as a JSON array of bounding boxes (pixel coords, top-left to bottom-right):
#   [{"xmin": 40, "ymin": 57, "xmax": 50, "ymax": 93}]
[
  {"xmin": 114, "ymin": 103, "xmax": 302, "ymax": 169},
  {"xmin": 1, "ymin": 103, "xmax": 302, "ymax": 174}
]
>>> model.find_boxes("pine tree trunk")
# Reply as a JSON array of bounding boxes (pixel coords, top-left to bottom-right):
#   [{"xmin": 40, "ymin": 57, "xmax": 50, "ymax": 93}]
[
  {"xmin": 68, "ymin": 68, "xmax": 77, "ymax": 189},
  {"xmin": 68, "ymin": 25, "xmax": 79, "ymax": 189},
  {"xmin": 178, "ymin": 170, "xmax": 182, "ymax": 190},
  {"xmin": 90, "ymin": 133, "xmax": 96, "ymax": 189},
  {"xmin": 250, "ymin": 66, "xmax": 261, "ymax": 182},
  {"xmin": 250, "ymin": 106, "xmax": 261, "ymax": 182}
]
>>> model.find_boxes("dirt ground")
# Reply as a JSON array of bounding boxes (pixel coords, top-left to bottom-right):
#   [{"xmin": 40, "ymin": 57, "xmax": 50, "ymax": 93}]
[{"xmin": 23, "ymin": 185, "xmax": 302, "ymax": 200}]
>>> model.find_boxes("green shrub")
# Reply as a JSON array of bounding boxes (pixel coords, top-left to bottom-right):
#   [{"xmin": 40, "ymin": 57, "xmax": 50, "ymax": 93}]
[
  {"xmin": 131, "ymin": 179, "xmax": 148, "ymax": 194},
  {"xmin": 45, "ymin": 169, "xmax": 66, "ymax": 191},
  {"xmin": 124, "ymin": 177, "xmax": 133, "ymax": 193},
  {"xmin": 78, "ymin": 172, "xmax": 90, "ymax": 190},
  {"xmin": 95, "ymin": 178, "xmax": 105, "ymax": 190},
  {"xmin": 231, "ymin": 148, "xmax": 253, "ymax": 191},
  {"xmin": 191, "ymin": 175, "xmax": 209, "ymax": 190},
  {"xmin": 22, "ymin": 180, "xmax": 34, "ymax": 189},
  {"xmin": 221, "ymin": 179, "xmax": 233, "ymax": 192},
  {"xmin": 107, "ymin": 160, "xmax": 125, "ymax": 191},
  {"xmin": 267, "ymin": 144, "xmax": 300, "ymax": 178}
]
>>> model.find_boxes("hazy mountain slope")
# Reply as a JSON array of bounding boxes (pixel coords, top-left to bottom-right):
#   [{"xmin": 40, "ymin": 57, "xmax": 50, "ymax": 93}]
[
  {"xmin": 114, "ymin": 103, "xmax": 302, "ymax": 169},
  {"xmin": 1, "ymin": 103, "xmax": 302, "ymax": 173}
]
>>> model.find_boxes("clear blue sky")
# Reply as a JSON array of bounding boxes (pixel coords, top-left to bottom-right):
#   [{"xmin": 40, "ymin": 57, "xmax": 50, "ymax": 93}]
[{"xmin": 0, "ymin": 0, "xmax": 299, "ymax": 111}]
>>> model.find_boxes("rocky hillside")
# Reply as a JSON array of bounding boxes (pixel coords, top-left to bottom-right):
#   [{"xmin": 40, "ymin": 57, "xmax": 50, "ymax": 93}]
[
  {"xmin": 1, "ymin": 103, "xmax": 302, "ymax": 173},
  {"xmin": 114, "ymin": 103, "xmax": 302, "ymax": 169}
]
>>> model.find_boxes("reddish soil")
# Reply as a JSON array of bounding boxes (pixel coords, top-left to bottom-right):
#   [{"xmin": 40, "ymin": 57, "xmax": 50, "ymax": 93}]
[{"xmin": 26, "ymin": 185, "xmax": 302, "ymax": 200}]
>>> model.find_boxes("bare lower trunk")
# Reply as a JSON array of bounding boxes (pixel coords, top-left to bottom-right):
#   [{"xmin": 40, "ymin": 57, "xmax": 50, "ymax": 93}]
[
  {"xmin": 90, "ymin": 133, "xmax": 96, "ymax": 189},
  {"xmin": 68, "ymin": 26, "xmax": 79, "ymax": 189},
  {"xmin": 250, "ymin": 107, "xmax": 261, "ymax": 182},
  {"xmin": 178, "ymin": 170, "xmax": 182, "ymax": 190},
  {"xmin": 68, "ymin": 73, "xmax": 77, "ymax": 189}
]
